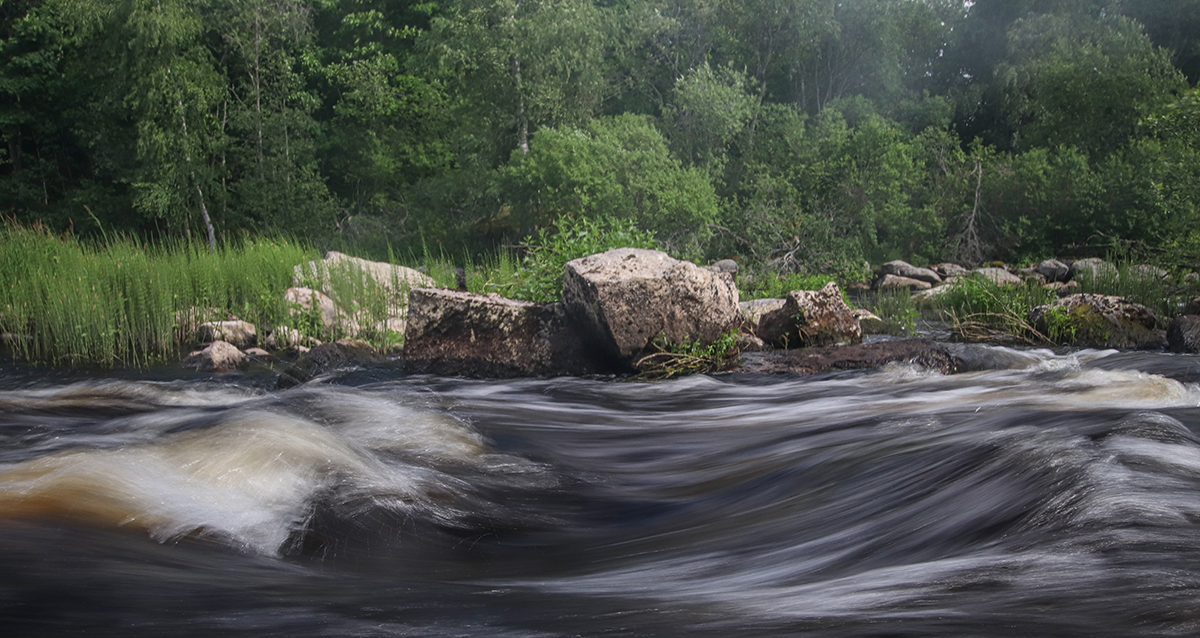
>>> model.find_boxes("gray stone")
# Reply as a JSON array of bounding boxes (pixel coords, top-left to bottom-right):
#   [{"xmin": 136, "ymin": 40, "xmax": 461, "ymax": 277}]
[
  {"xmin": 707, "ymin": 259, "xmax": 739, "ymax": 275},
  {"xmin": 1044, "ymin": 280, "xmax": 1081, "ymax": 297},
  {"xmin": 563, "ymin": 248, "xmax": 741, "ymax": 364},
  {"xmin": 972, "ymin": 267, "xmax": 1023, "ymax": 286},
  {"xmin": 1034, "ymin": 259, "xmax": 1070, "ymax": 283},
  {"xmin": 403, "ymin": 288, "xmax": 603, "ymax": 377},
  {"xmin": 182, "ymin": 340, "xmax": 248, "ymax": 373},
  {"xmin": 196, "ymin": 320, "xmax": 257, "ymax": 349},
  {"xmin": 1128, "ymin": 264, "xmax": 1170, "ymax": 281},
  {"xmin": 755, "ymin": 282, "xmax": 862, "ymax": 348},
  {"xmin": 739, "ymin": 298, "xmax": 786, "ymax": 337},
  {"xmin": 933, "ymin": 263, "xmax": 969, "ymax": 278},
  {"xmin": 1184, "ymin": 296, "xmax": 1200, "ymax": 316},
  {"xmin": 1070, "ymin": 258, "xmax": 1118, "ymax": 283},
  {"xmin": 284, "ymin": 287, "xmax": 340, "ymax": 328},
  {"xmin": 880, "ymin": 260, "xmax": 942, "ymax": 285},
  {"xmin": 912, "ymin": 284, "xmax": 955, "ymax": 303},
  {"xmin": 263, "ymin": 326, "xmax": 322, "ymax": 351},
  {"xmin": 1016, "ymin": 268, "xmax": 1047, "ymax": 285},
  {"xmin": 876, "ymin": 274, "xmax": 932, "ymax": 292}
]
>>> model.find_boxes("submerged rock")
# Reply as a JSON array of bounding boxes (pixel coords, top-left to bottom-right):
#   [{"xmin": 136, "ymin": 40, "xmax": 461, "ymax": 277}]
[
  {"xmin": 563, "ymin": 248, "xmax": 740, "ymax": 365},
  {"xmin": 403, "ymin": 288, "xmax": 604, "ymax": 377},
  {"xmin": 276, "ymin": 339, "xmax": 383, "ymax": 389},
  {"xmin": 1029, "ymin": 293, "xmax": 1163, "ymax": 349},
  {"xmin": 736, "ymin": 339, "xmax": 963, "ymax": 375},
  {"xmin": 182, "ymin": 340, "xmax": 248, "ymax": 373}
]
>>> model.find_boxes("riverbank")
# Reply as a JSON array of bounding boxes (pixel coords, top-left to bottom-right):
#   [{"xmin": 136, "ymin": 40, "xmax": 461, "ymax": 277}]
[{"xmin": 7, "ymin": 221, "xmax": 1200, "ymax": 376}]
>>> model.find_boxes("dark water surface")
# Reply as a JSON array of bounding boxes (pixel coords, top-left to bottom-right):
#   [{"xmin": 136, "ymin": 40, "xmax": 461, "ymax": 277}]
[{"xmin": 4, "ymin": 347, "xmax": 1200, "ymax": 636}]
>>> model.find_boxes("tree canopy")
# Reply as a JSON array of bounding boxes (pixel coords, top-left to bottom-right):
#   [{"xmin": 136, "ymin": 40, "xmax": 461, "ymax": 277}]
[{"xmin": 3, "ymin": 0, "xmax": 1199, "ymax": 269}]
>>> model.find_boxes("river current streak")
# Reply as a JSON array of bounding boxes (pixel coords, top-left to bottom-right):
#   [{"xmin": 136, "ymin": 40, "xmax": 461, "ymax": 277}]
[{"xmin": 2, "ymin": 347, "xmax": 1200, "ymax": 637}]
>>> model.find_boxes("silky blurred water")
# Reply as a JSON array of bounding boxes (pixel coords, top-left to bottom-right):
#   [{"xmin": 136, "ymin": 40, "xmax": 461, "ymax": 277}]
[{"xmin": 4, "ymin": 347, "xmax": 1200, "ymax": 636}]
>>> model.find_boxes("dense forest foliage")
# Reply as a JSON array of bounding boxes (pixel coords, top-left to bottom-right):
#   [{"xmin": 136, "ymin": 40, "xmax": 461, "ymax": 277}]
[{"xmin": 2, "ymin": 0, "xmax": 1199, "ymax": 274}]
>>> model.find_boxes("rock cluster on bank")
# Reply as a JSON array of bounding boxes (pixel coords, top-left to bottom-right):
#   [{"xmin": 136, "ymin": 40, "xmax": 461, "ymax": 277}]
[
  {"xmin": 865, "ymin": 257, "xmax": 1200, "ymax": 350},
  {"xmin": 177, "ymin": 249, "xmax": 1200, "ymax": 381}
]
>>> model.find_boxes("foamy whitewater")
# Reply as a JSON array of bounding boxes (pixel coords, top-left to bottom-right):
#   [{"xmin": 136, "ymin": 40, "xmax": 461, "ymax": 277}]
[{"xmin": 4, "ymin": 346, "xmax": 1200, "ymax": 636}]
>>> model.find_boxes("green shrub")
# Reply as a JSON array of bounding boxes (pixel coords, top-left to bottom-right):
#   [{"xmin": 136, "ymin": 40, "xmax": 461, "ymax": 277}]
[
  {"xmin": 511, "ymin": 215, "xmax": 659, "ymax": 303},
  {"xmin": 633, "ymin": 331, "xmax": 740, "ymax": 381}
]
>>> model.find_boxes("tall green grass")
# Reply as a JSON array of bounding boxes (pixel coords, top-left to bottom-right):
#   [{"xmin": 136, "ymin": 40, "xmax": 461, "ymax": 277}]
[
  {"xmin": 1, "ymin": 224, "xmax": 314, "ymax": 366},
  {"xmin": 858, "ymin": 289, "xmax": 920, "ymax": 336},
  {"xmin": 1072, "ymin": 262, "xmax": 1194, "ymax": 318},
  {"xmin": 927, "ymin": 275, "xmax": 1057, "ymax": 344}
]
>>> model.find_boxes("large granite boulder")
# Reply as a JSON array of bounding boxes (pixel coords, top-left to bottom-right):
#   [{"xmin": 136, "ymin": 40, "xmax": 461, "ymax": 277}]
[
  {"xmin": 294, "ymin": 251, "xmax": 435, "ymax": 292},
  {"xmin": 196, "ymin": 320, "xmax": 257, "ymax": 349},
  {"xmin": 1028, "ymin": 293, "xmax": 1164, "ymax": 349},
  {"xmin": 403, "ymin": 288, "xmax": 603, "ymax": 377},
  {"xmin": 880, "ymin": 260, "xmax": 942, "ymax": 285},
  {"xmin": 1167, "ymin": 316, "xmax": 1200, "ymax": 354},
  {"xmin": 181, "ymin": 340, "xmax": 248, "ymax": 373},
  {"xmin": 562, "ymin": 248, "xmax": 740, "ymax": 365},
  {"xmin": 754, "ymin": 282, "xmax": 862, "ymax": 348}
]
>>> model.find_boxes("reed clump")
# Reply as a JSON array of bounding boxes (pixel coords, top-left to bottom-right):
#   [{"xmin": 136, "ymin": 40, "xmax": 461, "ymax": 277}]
[
  {"xmin": 930, "ymin": 275, "xmax": 1057, "ymax": 344},
  {"xmin": 1, "ymin": 223, "xmax": 314, "ymax": 366}
]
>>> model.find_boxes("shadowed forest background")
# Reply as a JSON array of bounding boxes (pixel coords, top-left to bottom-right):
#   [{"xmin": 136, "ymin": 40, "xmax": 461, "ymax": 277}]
[{"xmin": 3, "ymin": 0, "xmax": 1200, "ymax": 274}]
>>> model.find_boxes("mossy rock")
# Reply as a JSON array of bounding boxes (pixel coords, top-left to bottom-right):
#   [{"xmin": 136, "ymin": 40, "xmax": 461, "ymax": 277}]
[{"xmin": 1029, "ymin": 294, "xmax": 1164, "ymax": 349}]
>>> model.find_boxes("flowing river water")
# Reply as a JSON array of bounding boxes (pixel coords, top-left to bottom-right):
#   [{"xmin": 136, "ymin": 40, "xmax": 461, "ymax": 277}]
[{"xmin": 5, "ymin": 346, "xmax": 1200, "ymax": 636}]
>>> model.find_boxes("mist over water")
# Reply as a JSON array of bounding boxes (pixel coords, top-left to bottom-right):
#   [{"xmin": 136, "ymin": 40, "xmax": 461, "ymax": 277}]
[{"xmin": 4, "ymin": 348, "xmax": 1200, "ymax": 636}]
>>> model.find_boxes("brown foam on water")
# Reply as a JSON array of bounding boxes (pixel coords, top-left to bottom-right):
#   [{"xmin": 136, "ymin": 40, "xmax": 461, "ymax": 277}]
[{"xmin": 0, "ymin": 410, "xmax": 432, "ymax": 554}]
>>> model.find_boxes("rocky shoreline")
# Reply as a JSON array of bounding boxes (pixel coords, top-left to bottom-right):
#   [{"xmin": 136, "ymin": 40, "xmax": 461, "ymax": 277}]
[{"xmin": 165, "ymin": 249, "xmax": 1200, "ymax": 388}]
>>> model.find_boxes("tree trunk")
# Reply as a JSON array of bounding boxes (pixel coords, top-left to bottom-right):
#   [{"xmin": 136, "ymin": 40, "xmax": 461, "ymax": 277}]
[
  {"xmin": 178, "ymin": 98, "xmax": 216, "ymax": 252},
  {"xmin": 513, "ymin": 56, "xmax": 529, "ymax": 154}
]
